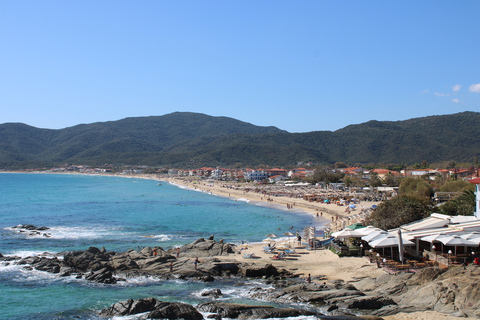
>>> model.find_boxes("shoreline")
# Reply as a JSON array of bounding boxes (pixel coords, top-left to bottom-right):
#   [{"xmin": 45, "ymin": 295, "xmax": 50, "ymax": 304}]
[{"xmin": 162, "ymin": 176, "xmax": 382, "ymax": 233}]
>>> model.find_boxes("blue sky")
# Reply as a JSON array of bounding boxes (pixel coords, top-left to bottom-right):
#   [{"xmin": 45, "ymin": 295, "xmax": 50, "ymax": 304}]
[{"xmin": 1, "ymin": 1, "xmax": 479, "ymax": 133}]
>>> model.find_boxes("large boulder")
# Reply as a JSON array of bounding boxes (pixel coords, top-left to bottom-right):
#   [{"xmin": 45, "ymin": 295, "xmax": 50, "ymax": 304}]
[
  {"xmin": 100, "ymin": 297, "xmax": 159, "ymax": 316},
  {"xmin": 196, "ymin": 302, "xmax": 318, "ymax": 319},
  {"xmin": 100, "ymin": 298, "xmax": 203, "ymax": 320},
  {"xmin": 240, "ymin": 264, "xmax": 291, "ymax": 278},
  {"xmin": 169, "ymin": 238, "xmax": 235, "ymax": 258},
  {"xmin": 63, "ymin": 247, "xmax": 113, "ymax": 272},
  {"xmin": 148, "ymin": 301, "xmax": 203, "ymax": 320}
]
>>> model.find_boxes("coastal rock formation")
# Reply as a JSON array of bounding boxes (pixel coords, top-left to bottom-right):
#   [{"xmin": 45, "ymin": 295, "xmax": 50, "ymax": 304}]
[
  {"xmin": 100, "ymin": 297, "xmax": 203, "ymax": 320},
  {"xmin": 11, "ymin": 224, "xmax": 51, "ymax": 237},
  {"xmin": 0, "ymin": 239, "xmax": 291, "ymax": 285},
  {"xmin": 167, "ymin": 238, "xmax": 236, "ymax": 258},
  {"xmin": 196, "ymin": 302, "xmax": 319, "ymax": 319}
]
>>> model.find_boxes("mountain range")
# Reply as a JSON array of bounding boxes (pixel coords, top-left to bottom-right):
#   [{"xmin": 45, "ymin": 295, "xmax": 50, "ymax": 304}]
[{"xmin": 1, "ymin": 111, "xmax": 479, "ymax": 168}]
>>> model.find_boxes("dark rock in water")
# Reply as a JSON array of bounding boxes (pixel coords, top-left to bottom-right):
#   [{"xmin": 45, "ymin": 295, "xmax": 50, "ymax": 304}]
[
  {"xmin": 148, "ymin": 302, "xmax": 203, "ymax": 320},
  {"xmin": 0, "ymin": 253, "xmax": 3, "ymax": 258},
  {"xmin": 100, "ymin": 298, "xmax": 203, "ymax": 320},
  {"xmin": 100, "ymin": 297, "xmax": 157, "ymax": 316},
  {"xmin": 13, "ymin": 224, "xmax": 50, "ymax": 231},
  {"xmin": 196, "ymin": 302, "xmax": 318, "ymax": 319},
  {"xmin": 85, "ymin": 267, "xmax": 118, "ymax": 284},
  {"xmin": 63, "ymin": 248, "xmax": 113, "ymax": 272},
  {"xmin": 201, "ymin": 289, "xmax": 223, "ymax": 298}
]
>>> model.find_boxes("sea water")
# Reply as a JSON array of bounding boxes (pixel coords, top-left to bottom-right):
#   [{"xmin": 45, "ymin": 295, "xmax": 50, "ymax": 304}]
[{"xmin": 0, "ymin": 173, "xmax": 324, "ymax": 319}]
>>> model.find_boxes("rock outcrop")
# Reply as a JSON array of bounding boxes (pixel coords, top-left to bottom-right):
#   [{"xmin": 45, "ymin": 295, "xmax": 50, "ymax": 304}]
[
  {"xmin": 196, "ymin": 302, "xmax": 319, "ymax": 319},
  {"xmin": 167, "ymin": 238, "xmax": 236, "ymax": 258},
  {"xmin": 11, "ymin": 224, "xmax": 51, "ymax": 237},
  {"xmin": 100, "ymin": 297, "xmax": 203, "ymax": 320},
  {"xmin": 0, "ymin": 239, "xmax": 290, "ymax": 284}
]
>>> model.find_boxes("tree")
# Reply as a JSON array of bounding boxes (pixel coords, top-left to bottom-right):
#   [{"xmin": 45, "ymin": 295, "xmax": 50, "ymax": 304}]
[
  {"xmin": 438, "ymin": 179, "xmax": 474, "ymax": 193},
  {"xmin": 334, "ymin": 162, "xmax": 346, "ymax": 169},
  {"xmin": 447, "ymin": 160, "xmax": 456, "ymax": 169},
  {"xmin": 383, "ymin": 172, "xmax": 400, "ymax": 187},
  {"xmin": 398, "ymin": 176, "xmax": 433, "ymax": 200},
  {"xmin": 365, "ymin": 195, "xmax": 432, "ymax": 230},
  {"xmin": 369, "ymin": 172, "xmax": 382, "ymax": 187},
  {"xmin": 439, "ymin": 189, "xmax": 476, "ymax": 216}
]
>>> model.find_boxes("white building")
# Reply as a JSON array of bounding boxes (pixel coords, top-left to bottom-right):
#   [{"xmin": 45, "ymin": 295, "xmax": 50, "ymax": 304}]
[{"xmin": 244, "ymin": 170, "xmax": 268, "ymax": 181}]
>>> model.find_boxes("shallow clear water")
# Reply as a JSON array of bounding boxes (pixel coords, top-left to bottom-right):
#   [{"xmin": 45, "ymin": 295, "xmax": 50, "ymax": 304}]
[{"xmin": 0, "ymin": 173, "xmax": 325, "ymax": 319}]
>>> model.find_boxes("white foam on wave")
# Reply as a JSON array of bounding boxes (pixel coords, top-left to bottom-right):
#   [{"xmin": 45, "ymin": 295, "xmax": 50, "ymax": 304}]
[
  {"xmin": 4, "ymin": 250, "xmax": 60, "ymax": 259},
  {"xmin": 4, "ymin": 225, "xmax": 128, "ymax": 240},
  {"xmin": 142, "ymin": 234, "xmax": 172, "ymax": 242}
]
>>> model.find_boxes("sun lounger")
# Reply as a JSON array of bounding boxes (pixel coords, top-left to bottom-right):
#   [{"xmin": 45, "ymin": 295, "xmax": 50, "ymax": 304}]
[
  {"xmin": 270, "ymin": 252, "xmax": 286, "ymax": 260},
  {"xmin": 242, "ymin": 253, "xmax": 254, "ymax": 259}
]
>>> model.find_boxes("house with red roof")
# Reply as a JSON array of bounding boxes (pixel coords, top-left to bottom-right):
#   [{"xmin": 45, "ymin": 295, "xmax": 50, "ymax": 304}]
[{"xmin": 371, "ymin": 168, "xmax": 400, "ymax": 179}]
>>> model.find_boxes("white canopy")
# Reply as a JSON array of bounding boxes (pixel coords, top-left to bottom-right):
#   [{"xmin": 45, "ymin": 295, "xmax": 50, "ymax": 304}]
[
  {"xmin": 420, "ymin": 233, "xmax": 450, "ymax": 243},
  {"xmin": 332, "ymin": 228, "xmax": 365, "ymax": 239},
  {"xmin": 362, "ymin": 231, "xmax": 389, "ymax": 242},
  {"xmin": 357, "ymin": 226, "xmax": 384, "ymax": 236},
  {"xmin": 438, "ymin": 235, "xmax": 475, "ymax": 246},
  {"xmin": 369, "ymin": 235, "xmax": 414, "ymax": 248}
]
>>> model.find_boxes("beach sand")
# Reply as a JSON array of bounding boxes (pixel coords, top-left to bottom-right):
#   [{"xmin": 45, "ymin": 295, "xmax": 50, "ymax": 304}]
[{"xmin": 164, "ymin": 177, "xmax": 382, "ymax": 231}]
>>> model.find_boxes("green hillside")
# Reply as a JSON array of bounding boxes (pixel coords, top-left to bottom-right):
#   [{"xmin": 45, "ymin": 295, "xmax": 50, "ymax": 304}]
[{"xmin": 1, "ymin": 111, "xmax": 479, "ymax": 168}]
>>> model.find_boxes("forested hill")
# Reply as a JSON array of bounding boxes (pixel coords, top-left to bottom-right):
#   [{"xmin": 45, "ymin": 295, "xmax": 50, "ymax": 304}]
[{"xmin": 1, "ymin": 111, "xmax": 479, "ymax": 168}]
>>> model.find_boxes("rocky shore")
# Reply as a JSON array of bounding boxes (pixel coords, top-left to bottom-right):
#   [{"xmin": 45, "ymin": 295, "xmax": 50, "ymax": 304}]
[{"xmin": 2, "ymin": 231, "xmax": 478, "ymax": 319}]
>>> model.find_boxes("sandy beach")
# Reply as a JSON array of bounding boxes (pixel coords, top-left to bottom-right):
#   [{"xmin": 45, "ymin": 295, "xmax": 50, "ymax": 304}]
[{"xmin": 163, "ymin": 176, "xmax": 382, "ymax": 232}]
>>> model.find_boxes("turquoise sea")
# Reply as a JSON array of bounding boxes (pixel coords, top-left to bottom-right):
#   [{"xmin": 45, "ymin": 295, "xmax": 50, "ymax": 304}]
[{"xmin": 0, "ymin": 173, "xmax": 325, "ymax": 319}]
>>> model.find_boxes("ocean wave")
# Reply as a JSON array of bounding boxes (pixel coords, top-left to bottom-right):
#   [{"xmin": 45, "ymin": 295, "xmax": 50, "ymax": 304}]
[
  {"xmin": 4, "ymin": 225, "xmax": 128, "ymax": 240},
  {"xmin": 141, "ymin": 234, "xmax": 172, "ymax": 242}
]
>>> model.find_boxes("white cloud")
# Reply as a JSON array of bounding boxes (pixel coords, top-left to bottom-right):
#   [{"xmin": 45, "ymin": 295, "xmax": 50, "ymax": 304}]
[
  {"xmin": 452, "ymin": 84, "xmax": 461, "ymax": 92},
  {"xmin": 469, "ymin": 83, "xmax": 480, "ymax": 93},
  {"xmin": 420, "ymin": 89, "xmax": 429, "ymax": 94},
  {"xmin": 434, "ymin": 92, "xmax": 450, "ymax": 97},
  {"xmin": 451, "ymin": 98, "xmax": 461, "ymax": 104}
]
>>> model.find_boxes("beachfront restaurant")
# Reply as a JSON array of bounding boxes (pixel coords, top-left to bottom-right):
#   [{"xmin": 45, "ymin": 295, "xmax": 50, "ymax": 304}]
[{"xmin": 332, "ymin": 213, "xmax": 480, "ymax": 270}]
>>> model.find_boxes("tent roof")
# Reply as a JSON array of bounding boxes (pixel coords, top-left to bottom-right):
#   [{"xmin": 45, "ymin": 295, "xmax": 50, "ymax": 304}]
[{"xmin": 346, "ymin": 223, "xmax": 366, "ymax": 230}]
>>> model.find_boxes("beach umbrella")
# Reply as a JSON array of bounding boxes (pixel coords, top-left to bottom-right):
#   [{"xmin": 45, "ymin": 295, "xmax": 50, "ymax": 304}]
[
  {"xmin": 266, "ymin": 233, "xmax": 278, "ymax": 238},
  {"xmin": 369, "ymin": 235, "xmax": 414, "ymax": 248},
  {"xmin": 438, "ymin": 235, "xmax": 473, "ymax": 255},
  {"xmin": 371, "ymin": 205, "xmax": 377, "ymax": 209},
  {"xmin": 349, "ymin": 204, "xmax": 356, "ymax": 209},
  {"xmin": 420, "ymin": 233, "xmax": 450, "ymax": 251},
  {"xmin": 357, "ymin": 226, "xmax": 383, "ymax": 236},
  {"xmin": 332, "ymin": 228, "xmax": 364, "ymax": 239},
  {"xmin": 460, "ymin": 232, "xmax": 480, "ymax": 240},
  {"xmin": 283, "ymin": 231, "xmax": 295, "ymax": 245},
  {"xmin": 420, "ymin": 233, "xmax": 450, "ymax": 243},
  {"xmin": 363, "ymin": 231, "xmax": 389, "ymax": 242}
]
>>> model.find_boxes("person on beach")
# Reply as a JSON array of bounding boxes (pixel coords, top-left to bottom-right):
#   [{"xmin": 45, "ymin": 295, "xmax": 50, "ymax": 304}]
[
  {"xmin": 153, "ymin": 248, "xmax": 157, "ymax": 256},
  {"xmin": 306, "ymin": 274, "xmax": 312, "ymax": 284},
  {"xmin": 194, "ymin": 257, "xmax": 199, "ymax": 269},
  {"xmin": 176, "ymin": 247, "xmax": 180, "ymax": 258},
  {"xmin": 169, "ymin": 261, "xmax": 173, "ymax": 272}
]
